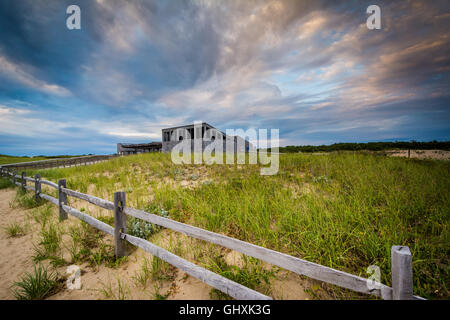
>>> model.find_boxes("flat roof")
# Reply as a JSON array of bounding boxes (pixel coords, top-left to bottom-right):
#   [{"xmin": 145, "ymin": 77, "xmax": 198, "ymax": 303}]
[
  {"xmin": 119, "ymin": 142, "xmax": 162, "ymax": 148},
  {"xmin": 162, "ymin": 122, "xmax": 230, "ymax": 137},
  {"xmin": 162, "ymin": 122, "xmax": 215, "ymax": 131}
]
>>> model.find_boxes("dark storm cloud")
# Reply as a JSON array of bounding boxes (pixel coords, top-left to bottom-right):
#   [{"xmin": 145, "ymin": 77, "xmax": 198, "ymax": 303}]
[{"xmin": 0, "ymin": 0, "xmax": 449, "ymax": 155}]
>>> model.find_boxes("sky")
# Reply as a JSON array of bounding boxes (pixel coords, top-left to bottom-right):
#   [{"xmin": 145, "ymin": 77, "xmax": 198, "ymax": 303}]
[{"xmin": 0, "ymin": 0, "xmax": 449, "ymax": 156}]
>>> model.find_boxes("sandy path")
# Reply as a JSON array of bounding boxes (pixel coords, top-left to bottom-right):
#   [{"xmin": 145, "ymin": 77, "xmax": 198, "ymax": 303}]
[
  {"xmin": 0, "ymin": 187, "xmax": 214, "ymax": 300},
  {"xmin": 0, "ymin": 189, "xmax": 38, "ymax": 299},
  {"xmin": 0, "ymin": 187, "xmax": 314, "ymax": 300}
]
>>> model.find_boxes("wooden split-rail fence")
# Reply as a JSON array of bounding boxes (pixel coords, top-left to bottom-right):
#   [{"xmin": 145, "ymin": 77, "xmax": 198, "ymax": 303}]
[
  {"xmin": 0, "ymin": 167, "xmax": 425, "ymax": 300},
  {"xmin": 0, "ymin": 154, "xmax": 117, "ymax": 172}
]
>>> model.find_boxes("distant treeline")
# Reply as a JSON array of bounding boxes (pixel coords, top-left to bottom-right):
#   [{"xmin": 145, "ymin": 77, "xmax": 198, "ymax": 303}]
[{"xmin": 271, "ymin": 141, "xmax": 450, "ymax": 153}]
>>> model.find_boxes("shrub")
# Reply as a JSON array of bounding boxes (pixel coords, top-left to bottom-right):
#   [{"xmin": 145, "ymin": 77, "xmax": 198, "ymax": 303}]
[{"xmin": 127, "ymin": 207, "xmax": 169, "ymax": 239}]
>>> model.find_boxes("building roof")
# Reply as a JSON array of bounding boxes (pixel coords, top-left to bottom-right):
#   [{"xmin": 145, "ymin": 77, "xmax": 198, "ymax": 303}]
[
  {"xmin": 161, "ymin": 122, "xmax": 215, "ymax": 131},
  {"xmin": 162, "ymin": 122, "xmax": 231, "ymax": 137},
  {"xmin": 118, "ymin": 142, "xmax": 162, "ymax": 148}
]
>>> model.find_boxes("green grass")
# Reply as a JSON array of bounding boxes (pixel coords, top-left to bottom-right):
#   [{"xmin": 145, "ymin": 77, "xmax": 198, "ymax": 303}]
[
  {"xmin": 11, "ymin": 189, "xmax": 41, "ymax": 209},
  {"xmin": 3, "ymin": 222, "xmax": 26, "ymax": 238},
  {"xmin": 11, "ymin": 263, "xmax": 61, "ymax": 300},
  {"xmin": 38, "ymin": 222, "xmax": 62, "ymax": 256},
  {"xmin": 0, "ymin": 155, "xmax": 48, "ymax": 165},
  {"xmin": 207, "ymin": 255, "xmax": 275, "ymax": 299},
  {"xmin": 0, "ymin": 154, "xmax": 81, "ymax": 165},
  {"xmin": 64, "ymin": 220, "xmax": 125, "ymax": 269},
  {"xmin": 99, "ymin": 278, "xmax": 130, "ymax": 300},
  {"xmin": 21, "ymin": 152, "xmax": 449, "ymax": 299},
  {"xmin": 152, "ymin": 283, "xmax": 170, "ymax": 300},
  {"xmin": 133, "ymin": 258, "xmax": 152, "ymax": 288},
  {"xmin": 32, "ymin": 221, "xmax": 67, "ymax": 268},
  {"xmin": 150, "ymin": 256, "xmax": 175, "ymax": 282},
  {"xmin": 0, "ymin": 177, "xmax": 14, "ymax": 189},
  {"xmin": 65, "ymin": 221, "xmax": 103, "ymax": 263},
  {"xmin": 89, "ymin": 241, "xmax": 117, "ymax": 268},
  {"xmin": 28, "ymin": 205, "xmax": 54, "ymax": 228}
]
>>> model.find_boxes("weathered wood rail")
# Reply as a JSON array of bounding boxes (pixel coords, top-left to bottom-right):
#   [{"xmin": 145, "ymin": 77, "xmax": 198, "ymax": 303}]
[
  {"xmin": 0, "ymin": 154, "xmax": 117, "ymax": 171},
  {"xmin": 0, "ymin": 168, "xmax": 425, "ymax": 300}
]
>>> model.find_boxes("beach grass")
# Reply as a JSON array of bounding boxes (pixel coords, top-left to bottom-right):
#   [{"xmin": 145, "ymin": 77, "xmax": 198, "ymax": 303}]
[{"xmin": 17, "ymin": 151, "xmax": 449, "ymax": 299}]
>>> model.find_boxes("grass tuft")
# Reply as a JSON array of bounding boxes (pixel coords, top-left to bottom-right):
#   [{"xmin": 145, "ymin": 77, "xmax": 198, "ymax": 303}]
[
  {"xmin": 207, "ymin": 255, "xmax": 275, "ymax": 299},
  {"xmin": 0, "ymin": 177, "xmax": 14, "ymax": 189},
  {"xmin": 3, "ymin": 222, "xmax": 26, "ymax": 238},
  {"xmin": 99, "ymin": 278, "xmax": 130, "ymax": 300},
  {"xmin": 11, "ymin": 189, "xmax": 40, "ymax": 209},
  {"xmin": 11, "ymin": 263, "xmax": 61, "ymax": 300}
]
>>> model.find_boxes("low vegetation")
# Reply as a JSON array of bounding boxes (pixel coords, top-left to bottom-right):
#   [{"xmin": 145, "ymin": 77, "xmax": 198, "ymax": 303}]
[
  {"xmin": 0, "ymin": 154, "xmax": 83, "ymax": 165},
  {"xmin": 11, "ymin": 263, "xmax": 61, "ymax": 300},
  {"xmin": 10, "ymin": 189, "xmax": 41, "ymax": 209},
  {"xmin": 0, "ymin": 177, "xmax": 14, "ymax": 189},
  {"xmin": 276, "ymin": 140, "xmax": 450, "ymax": 153},
  {"xmin": 32, "ymin": 221, "xmax": 66, "ymax": 268},
  {"xmin": 133, "ymin": 258, "xmax": 153, "ymax": 288},
  {"xmin": 6, "ymin": 151, "xmax": 449, "ymax": 299},
  {"xmin": 3, "ymin": 222, "xmax": 26, "ymax": 238},
  {"xmin": 99, "ymin": 277, "xmax": 131, "ymax": 300},
  {"xmin": 207, "ymin": 255, "xmax": 275, "ymax": 299}
]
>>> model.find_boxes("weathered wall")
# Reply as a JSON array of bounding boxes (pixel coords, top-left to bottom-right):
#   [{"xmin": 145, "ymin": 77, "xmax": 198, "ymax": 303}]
[{"xmin": 162, "ymin": 138, "xmax": 251, "ymax": 154}]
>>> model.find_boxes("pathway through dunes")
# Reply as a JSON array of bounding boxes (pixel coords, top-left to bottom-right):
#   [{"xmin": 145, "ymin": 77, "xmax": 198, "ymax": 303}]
[{"xmin": 0, "ymin": 188, "xmax": 314, "ymax": 300}]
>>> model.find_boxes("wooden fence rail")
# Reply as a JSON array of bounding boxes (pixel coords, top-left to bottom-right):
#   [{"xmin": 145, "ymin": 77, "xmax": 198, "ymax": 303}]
[
  {"xmin": 0, "ymin": 168, "xmax": 425, "ymax": 300},
  {"xmin": 0, "ymin": 154, "xmax": 117, "ymax": 172}
]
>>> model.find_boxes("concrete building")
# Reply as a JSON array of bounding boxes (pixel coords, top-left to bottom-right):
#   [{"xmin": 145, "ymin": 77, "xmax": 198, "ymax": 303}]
[
  {"xmin": 117, "ymin": 122, "xmax": 252, "ymax": 156},
  {"xmin": 161, "ymin": 122, "xmax": 252, "ymax": 153},
  {"xmin": 117, "ymin": 142, "xmax": 162, "ymax": 155}
]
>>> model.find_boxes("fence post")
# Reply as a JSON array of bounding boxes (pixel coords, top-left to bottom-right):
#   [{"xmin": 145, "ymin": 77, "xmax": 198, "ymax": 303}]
[
  {"xmin": 391, "ymin": 245, "xmax": 413, "ymax": 300},
  {"xmin": 114, "ymin": 191, "xmax": 127, "ymax": 258},
  {"xmin": 35, "ymin": 174, "xmax": 41, "ymax": 203},
  {"xmin": 58, "ymin": 179, "xmax": 68, "ymax": 220},
  {"xmin": 21, "ymin": 171, "xmax": 26, "ymax": 191},
  {"xmin": 13, "ymin": 170, "xmax": 17, "ymax": 185}
]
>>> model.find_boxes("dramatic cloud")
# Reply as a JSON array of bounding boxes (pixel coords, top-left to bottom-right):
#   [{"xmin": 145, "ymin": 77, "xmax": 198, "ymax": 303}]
[{"xmin": 0, "ymin": 0, "xmax": 449, "ymax": 155}]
